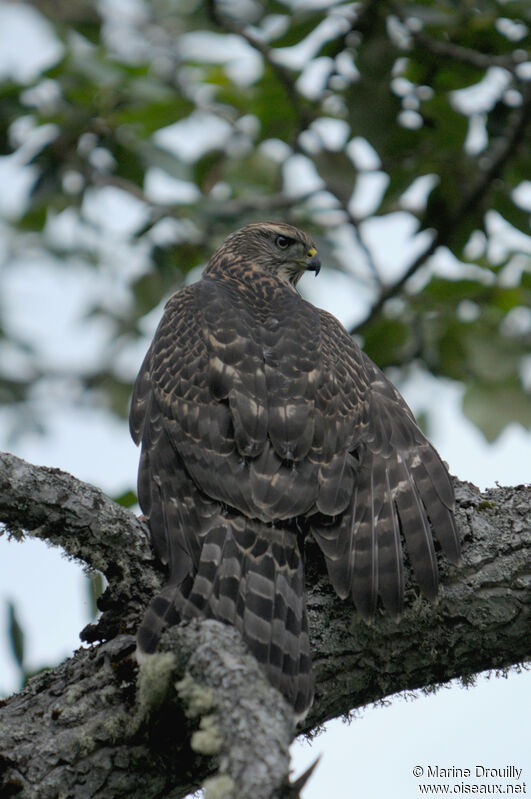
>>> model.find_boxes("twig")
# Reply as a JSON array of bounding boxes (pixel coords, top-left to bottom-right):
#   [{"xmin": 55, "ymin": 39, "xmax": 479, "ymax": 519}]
[
  {"xmin": 411, "ymin": 32, "xmax": 525, "ymax": 72},
  {"xmin": 388, "ymin": 0, "xmax": 528, "ymax": 73},
  {"xmin": 207, "ymin": 0, "xmax": 317, "ymax": 137},
  {"xmin": 203, "ymin": 189, "xmax": 322, "ymax": 220}
]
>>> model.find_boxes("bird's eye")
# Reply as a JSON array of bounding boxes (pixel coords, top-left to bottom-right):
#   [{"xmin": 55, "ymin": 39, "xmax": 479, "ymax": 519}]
[{"xmin": 275, "ymin": 235, "xmax": 292, "ymax": 250}]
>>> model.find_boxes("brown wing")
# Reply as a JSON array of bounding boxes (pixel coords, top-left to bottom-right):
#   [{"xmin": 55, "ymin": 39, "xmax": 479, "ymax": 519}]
[
  {"xmin": 310, "ymin": 309, "xmax": 460, "ymax": 619},
  {"xmin": 130, "ymin": 280, "xmax": 314, "ymax": 713},
  {"xmin": 130, "ymin": 287, "xmax": 217, "ymax": 572},
  {"xmin": 180, "ymin": 275, "xmax": 323, "ymax": 521}
]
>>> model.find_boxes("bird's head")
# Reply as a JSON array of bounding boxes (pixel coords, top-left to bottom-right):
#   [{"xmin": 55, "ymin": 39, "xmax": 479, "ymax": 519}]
[{"xmin": 210, "ymin": 222, "xmax": 321, "ymax": 288}]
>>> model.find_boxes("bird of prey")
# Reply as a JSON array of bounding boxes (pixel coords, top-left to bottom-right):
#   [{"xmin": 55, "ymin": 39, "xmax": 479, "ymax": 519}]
[{"xmin": 130, "ymin": 221, "xmax": 460, "ymax": 716}]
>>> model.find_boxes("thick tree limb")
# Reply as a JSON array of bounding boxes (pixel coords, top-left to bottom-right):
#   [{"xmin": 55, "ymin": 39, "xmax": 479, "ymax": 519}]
[
  {"xmin": 0, "ymin": 451, "xmax": 529, "ymax": 798},
  {"xmin": 0, "ymin": 622, "xmax": 294, "ymax": 799},
  {"xmin": 0, "ymin": 451, "xmax": 161, "ymax": 643}
]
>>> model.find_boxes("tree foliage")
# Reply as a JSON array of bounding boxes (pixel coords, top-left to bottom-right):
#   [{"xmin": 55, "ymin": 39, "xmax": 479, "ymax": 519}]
[
  {"xmin": 1, "ymin": 0, "xmax": 530, "ymax": 448},
  {"xmin": 0, "ymin": 4, "xmax": 530, "ymax": 792}
]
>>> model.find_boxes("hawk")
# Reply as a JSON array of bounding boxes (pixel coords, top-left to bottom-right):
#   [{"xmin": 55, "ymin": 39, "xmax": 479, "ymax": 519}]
[{"xmin": 130, "ymin": 222, "xmax": 460, "ymax": 716}]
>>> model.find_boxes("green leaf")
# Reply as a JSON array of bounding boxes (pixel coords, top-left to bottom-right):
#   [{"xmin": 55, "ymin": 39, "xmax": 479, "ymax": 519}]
[
  {"xmin": 237, "ymin": 65, "xmax": 300, "ymax": 142},
  {"xmin": 463, "ymin": 379, "xmax": 531, "ymax": 442},
  {"xmin": 272, "ymin": 13, "xmax": 325, "ymax": 48},
  {"xmin": 18, "ymin": 205, "xmax": 48, "ymax": 232},
  {"xmin": 491, "ymin": 188, "xmax": 531, "ymax": 238},
  {"xmin": 7, "ymin": 601, "xmax": 25, "ymax": 671},
  {"xmin": 361, "ymin": 317, "xmax": 412, "ymax": 368},
  {"xmin": 112, "ymin": 489, "xmax": 138, "ymax": 508}
]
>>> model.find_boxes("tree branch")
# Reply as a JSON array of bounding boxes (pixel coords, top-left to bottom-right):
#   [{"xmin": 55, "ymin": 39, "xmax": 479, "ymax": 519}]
[
  {"xmin": 350, "ymin": 83, "xmax": 531, "ymax": 335},
  {"xmin": 0, "ymin": 452, "xmax": 529, "ymax": 798},
  {"xmin": 207, "ymin": 0, "xmax": 317, "ymax": 137},
  {"xmin": 0, "ymin": 451, "xmax": 160, "ymax": 642},
  {"xmin": 0, "ymin": 624, "xmax": 297, "ymax": 799},
  {"xmin": 387, "ymin": 0, "xmax": 527, "ymax": 74}
]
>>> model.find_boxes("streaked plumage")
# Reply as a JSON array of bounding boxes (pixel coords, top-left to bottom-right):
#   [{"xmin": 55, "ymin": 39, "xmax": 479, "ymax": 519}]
[{"xmin": 130, "ymin": 222, "xmax": 460, "ymax": 715}]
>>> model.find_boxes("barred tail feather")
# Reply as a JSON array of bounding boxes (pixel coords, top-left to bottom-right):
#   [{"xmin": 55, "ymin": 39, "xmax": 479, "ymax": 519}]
[
  {"xmin": 136, "ymin": 580, "xmax": 194, "ymax": 657},
  {"xmin": 137, "ymin": 514, "xmax": 314, "ymax": 716},
  {"xmin": 312, "ymin": 440, "xmax": 458, "ymax": 621},
  {"xmin": 377, "ymin": 465, "xmax": 404, "ymax": 614},
  {"xmin": 394, "ymin": 454, "xmax": 438, "ymax": 600}
]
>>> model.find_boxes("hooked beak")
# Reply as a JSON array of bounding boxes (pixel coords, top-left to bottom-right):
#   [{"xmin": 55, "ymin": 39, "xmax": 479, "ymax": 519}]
[{"xmin": 306, "ymin": 248, "xmax": 321, "ymax": 277}]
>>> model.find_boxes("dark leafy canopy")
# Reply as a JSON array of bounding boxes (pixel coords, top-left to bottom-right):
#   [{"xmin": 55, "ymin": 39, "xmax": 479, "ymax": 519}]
[{"xmin": 0, "ymin": 0, "xmax": 530, "ymax": 446}]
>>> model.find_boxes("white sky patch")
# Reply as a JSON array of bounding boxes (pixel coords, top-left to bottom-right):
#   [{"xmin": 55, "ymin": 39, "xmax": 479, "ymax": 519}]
[
  {"xmin": 0, "ymin": 537, "xmax": 90, "ymax": 695},
  {"xmin": 144, "ymin": 167, "xmax": 201, "ymax": 204},
  {"xmin": 0, "ymin": 402, "xmax": 137, "ymax": 496},
  {"xmin": 253, "ymin": 14, "xmax": 290, "ymax": 42},
  {"xmin": 495, "ymin": 17, "xmax": 529, "ymax": 43},
  {"xmin": 98, "ymin": 0, "xmax": 148, "ymax": 25},
  {"xmin": 81, "ymin": 186, "xmax": 151, "ymax": 237},
  {"xmin": 501, "ymin": 305, "xmax": 531, "ymax": 339},
  {"xmin": 288, "ymin": 0, "xmax": 341, "ymax": 9},
  {"xmin": 296, "ymin": 56, "xmax": 334, "ymax": 99},
  {"xmin": 0, "ymin": 3, "xmax": 63, "ymax": 84},
  {"xmin": 451, "ymin": 67, "xmax": 512, "ymax": 115},
  {"xmin": 0, "ymin": 338, "xmax": 34, "ymax": 382},
  {"xmin": 428, "ymin": 248, "xmax": 496, "ymax": 284},
  {"xmin": 178, "ymin": 31, "xmax": 263, "ymax": 85},
  {"xmin": 347, "ymin": 137, "xmax": 381, "ymax": 171},
  {"xmin": 292, "ymin": 669, "xmax": 531, "ymax": 799},
  {"xmin": 515, "ymin": 61, "xmax": 531, "ymax": 80},
  {"xmin": 259, "ymin": 138, "xmax": 292, "ymax": 163},
  {"xmin": 0, "ymin": 400, "xmax": 139, "ymax": 695},
  {"xmin": 43, "ymin": 208, "xmax": 153, "ymax": 317},
  {"xmin": 485, "ymin": 210, "xmax": 531, "ymax": 263},
  {"xmin": 464, "ymin": 113, "xmax": 488, "ymax": 155},
  {"xmin": 46, "ymin": 207, "xmax": 98, "ymax": 251},
  {"xmin": 308, "ymin": 117, "xmax": 350, "ymax": 151},
  {"xmin": 397, "ymin": 368, "xmax": 531, "ymax": 488},
  {"xmin": 359, "ymin": 212, "xmax": 433, "ymax": 284},
  {"xmin": 20, "ymin": 78, "xmax": 62, "ymax": 115},
  {"xmin": 300, "ymin": 265, "xmax": 374, "ymax": 331},
  {"xmin": 113, "ymin": 333, "xmax": 153, "ymax": 383},
  {"xmin": 303, "ymin": 190, "xmax": 345, "ymax": 227},
  {"xmin": 0, "ymin": 122, "xmax": 58, "ymax": 221},
  {"xmin": 0, "ymin": 156, "xmax": 37, "ymax": 220},
  {"xmin": 274, "ymin": 13, "xmax": 350, "ymax": 70},
  {"xmin": 283, "ymin": 153, "xmax": 325, "ymax": 196},
  {"xmin": 326, "ymin": 222, "xmax": 381, "ymax": 286},
  {"xmin": 1, "ymin": 258, "xmax": 115, "ymax": 373},
  {"xmin": 512, "ymin": 180, "xmax": 531, "ymax": 212},
  {"xmin": 349, "ymin": 171, "xmax": 390, "ymax": 218},
  {"xmin": 498, "ymin": 254, "xmax": 529, "ymax": 288},
  {"xmin": 400, "ymin": 174, "xmax": 439, "ymax": 213},
  {"xmin": 398, "ymin": 109, "xmax": 423, "ymax": 130},
  {"xmin": 154, "ymin": 113, "xmax": 233, "ymax": 163}
]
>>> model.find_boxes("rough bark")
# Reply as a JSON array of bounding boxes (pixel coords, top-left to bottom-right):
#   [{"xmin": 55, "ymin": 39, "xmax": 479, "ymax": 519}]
[{"xmin": 0, "ymin": 451, "xmax": 529, "ymax": 798}]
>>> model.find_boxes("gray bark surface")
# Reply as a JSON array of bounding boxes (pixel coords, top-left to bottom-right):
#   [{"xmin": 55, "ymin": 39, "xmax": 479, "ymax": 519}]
[{"xmin": 0, "ymin": 451, "xmax": 529, "ymax": 798}]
